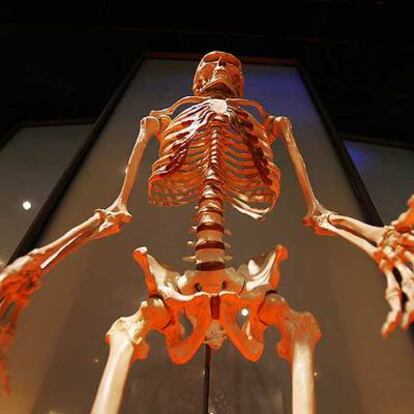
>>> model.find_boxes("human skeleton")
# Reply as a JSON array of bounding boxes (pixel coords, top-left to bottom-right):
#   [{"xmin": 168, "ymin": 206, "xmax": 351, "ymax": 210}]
[{"xmin": 0, "ymin": 52, "xmax": 413, "ymax": 414}]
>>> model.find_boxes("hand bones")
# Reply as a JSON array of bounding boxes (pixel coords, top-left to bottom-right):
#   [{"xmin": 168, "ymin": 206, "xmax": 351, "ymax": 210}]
[
  {"xmin": 0, "ymin": 50, "xmax": 411, "ymax": 413},
  {"xmin": 271, "ymin": 115, "xmax": 414, "ymax": 338},
  {"xmin": 0, "ymin": 113, "xmax": 159, "ymax": 391},
  {"xmin": 302, "ymin": 197, "xmax": 414, "ymax": 338},
  {"xmin": 0, "ymin": 202, "xmax": 133, "ymax": 392}
]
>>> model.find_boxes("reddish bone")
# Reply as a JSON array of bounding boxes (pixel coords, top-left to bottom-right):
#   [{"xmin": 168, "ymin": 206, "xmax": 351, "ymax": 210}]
[{"xmin": 0, "ymin": 51, "xmax": 413, "ymax": 414}]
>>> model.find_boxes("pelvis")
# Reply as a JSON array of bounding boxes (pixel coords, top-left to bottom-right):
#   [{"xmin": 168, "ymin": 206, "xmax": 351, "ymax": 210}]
[{"xmin": 132, "ymin": 244, "xmax": 288, "ymax": 363}]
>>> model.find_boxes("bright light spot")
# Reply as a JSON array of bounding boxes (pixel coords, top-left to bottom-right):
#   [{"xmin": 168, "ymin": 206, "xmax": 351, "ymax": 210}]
[
  {"xmin": 241, "ymin": 308, "xmax": 249, "ymax": 317},
  {"xmin": 93, "ymin": 358, "xmax": 99, "ymax": 364},
  {"xmin": 313, "ymin": 371, "xmax": 320, "ymax": 378},
  {"xmin": 22, "ymin": 201, "xmax": 32, "ymax": 210}
]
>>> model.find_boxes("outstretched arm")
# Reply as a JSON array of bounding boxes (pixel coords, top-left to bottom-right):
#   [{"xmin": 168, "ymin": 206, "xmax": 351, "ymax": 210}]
[
  {"xmin": 271, "ymin": 115, "xmax": 414, "ymax": 337},
  {"xmin": 0, "ymin": 115, "xmax": 160, "ymax": 391}
]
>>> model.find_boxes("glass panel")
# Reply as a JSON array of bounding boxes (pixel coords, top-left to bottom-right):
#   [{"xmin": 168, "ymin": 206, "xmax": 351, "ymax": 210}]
[
  {"xmin": 0, "ymin": 60, "xmax": 205, "ymax": 414},
  {"xmin": 207, "ymin": 63, "xmax": 414, "ymax": 414},
  {"xmin": 344, "ymin": 139, "xmax": 414, "ymax": 223},
  {"xmin": 1, "ymin": 59, "xmax": 414, "ymax": 414},
  {"xmin": 0, "ymin": 124, "xmax": 93, "ymax": 266}
]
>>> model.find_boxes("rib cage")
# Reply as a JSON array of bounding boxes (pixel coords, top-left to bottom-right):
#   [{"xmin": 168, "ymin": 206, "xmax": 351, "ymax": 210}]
[{"xmin": 148, "ymin": 99, "xmax": 281, "ymax": 220}]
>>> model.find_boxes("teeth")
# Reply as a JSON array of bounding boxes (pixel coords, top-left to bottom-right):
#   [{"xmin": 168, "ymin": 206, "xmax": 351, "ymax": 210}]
[
  {"xmin": 224, "ymin": 242, "xmax": 231, "ymax": 249},
  {"xmin": 187, "ymin": 241, "xmax": 196, "ymax": 247},
  {"xmin": 224, "ymin": 255, "xmax": 233, "ymax": 262},
  {"xmin": 224, "ymin": 229, "xmax": 232, "ymax": 236},
  {"xmin": 188, "ymin": 226, "xmax": 197, "ymax": 233}
]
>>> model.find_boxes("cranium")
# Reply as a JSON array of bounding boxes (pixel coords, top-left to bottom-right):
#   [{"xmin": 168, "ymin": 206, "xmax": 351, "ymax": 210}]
[
  {"xmin": 192, "ymin": 51, "xmax": 245, "ymax": 98},
  {"xmin": 1, "ymin": 51, "xmax": 413, "ymax": 414}
]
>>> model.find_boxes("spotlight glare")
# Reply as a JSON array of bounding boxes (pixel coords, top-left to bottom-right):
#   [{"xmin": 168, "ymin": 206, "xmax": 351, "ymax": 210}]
[{"xmin": 22, "ymin": 201, "xmax": 32, "ymax": 210}]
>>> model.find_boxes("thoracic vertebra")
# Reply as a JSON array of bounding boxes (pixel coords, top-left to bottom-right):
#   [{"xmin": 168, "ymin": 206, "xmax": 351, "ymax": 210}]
[
  {"xmin": 4, "ymin": 51, "xmax": 412, "ymax": 414},
  {"xmin": 148, "ymin": 98, "xmax": 281, "ymax": 271}
]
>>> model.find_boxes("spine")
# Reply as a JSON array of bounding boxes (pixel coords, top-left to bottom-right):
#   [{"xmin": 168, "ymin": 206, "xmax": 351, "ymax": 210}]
[
  {"xmin": 185, "ymin": 127, "xmax": 231, "ymax": 270},
  {"xmin": 194, "ymin": 175, "xmax": 226, "ymax": 270}
]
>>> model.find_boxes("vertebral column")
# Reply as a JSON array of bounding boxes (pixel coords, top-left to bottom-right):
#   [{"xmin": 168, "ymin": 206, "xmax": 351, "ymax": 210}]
[{"xmin": 194, "ymin": 127, "xmax": 228, "ymax": 271}]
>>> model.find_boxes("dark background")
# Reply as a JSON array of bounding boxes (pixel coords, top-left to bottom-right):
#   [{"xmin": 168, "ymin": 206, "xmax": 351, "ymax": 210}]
[{"xmin": 1, "ymin": 2, "xmax": 413, "ymax": 147}]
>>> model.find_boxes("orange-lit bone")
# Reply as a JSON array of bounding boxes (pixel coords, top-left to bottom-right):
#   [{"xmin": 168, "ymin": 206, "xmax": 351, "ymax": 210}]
[
  {"xmin": 92, "ymin": 297, "xmax": 171, "ymax": 414},
  {"xmin": 0, "ymin": 115, "xmax": 159, "ymax": 392},
  {"xmin": 273, "ymin": 116, "xmax": 414, "ymax": 337},
  {"xmin": 259, "ymin": 293, "xmax": 321, "ymax": 414},
  {"xmin": 0, "ymin": 51, "xmax": 412, "ymax": 414}
]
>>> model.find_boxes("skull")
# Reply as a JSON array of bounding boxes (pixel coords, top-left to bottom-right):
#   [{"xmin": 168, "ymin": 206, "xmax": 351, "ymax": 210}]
[{"xmin": 193, "ymin": 51, "xmax": 244, "ymax": 98}]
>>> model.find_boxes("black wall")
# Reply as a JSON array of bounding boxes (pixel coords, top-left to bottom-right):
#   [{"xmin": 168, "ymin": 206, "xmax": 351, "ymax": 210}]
[{"xmin": 1, "ymin": 3, "xmax": 413, "ymax": 145}]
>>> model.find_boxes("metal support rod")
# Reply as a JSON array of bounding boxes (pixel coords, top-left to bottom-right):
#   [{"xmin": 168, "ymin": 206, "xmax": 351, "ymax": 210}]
[{"xmin": 202, "ymin": 345, "xmax": 212, "ymax": 414}]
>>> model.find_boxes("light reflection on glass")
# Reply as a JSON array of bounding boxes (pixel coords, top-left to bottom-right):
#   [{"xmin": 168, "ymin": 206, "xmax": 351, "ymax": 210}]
[
  {"xmin": 22, "ymin": 200, "xmax": 32, "ymax": 210},
  {"xmin": 241, "ymin": 308, "xmax": 249, "ymax": 317}
]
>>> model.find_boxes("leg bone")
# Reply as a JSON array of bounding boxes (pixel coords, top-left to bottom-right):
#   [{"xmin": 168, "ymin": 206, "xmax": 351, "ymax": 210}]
[
  {"xmin": 259, "ymin": 293, "xmax": 321, "ymax": 414},
  {"xmin": 91, "ymin": 297, "xmax": 171, "ymax": 414}
]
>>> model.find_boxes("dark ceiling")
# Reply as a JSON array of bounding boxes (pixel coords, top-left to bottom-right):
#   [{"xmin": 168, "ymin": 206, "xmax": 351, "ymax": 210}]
[{"xmin": 1, "ymin": 2, "xmax": 413, "ymax": 147}]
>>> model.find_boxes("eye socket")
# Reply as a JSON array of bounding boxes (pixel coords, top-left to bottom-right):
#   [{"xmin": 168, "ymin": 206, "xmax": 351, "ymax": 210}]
[
  {"xmin": 221, "ymin": 281, "xmax": 227, "ymax": 289},
  {"xmin": 199, "ymin": 66, "xmax": 213, "ymax": 81},
  {"xmin": 201, "ymin": 64, "xmax": 213, "ymax": 74},
  {"xmin": 194, "ymin": 282, "xmax": 202, "ymax": 292}
]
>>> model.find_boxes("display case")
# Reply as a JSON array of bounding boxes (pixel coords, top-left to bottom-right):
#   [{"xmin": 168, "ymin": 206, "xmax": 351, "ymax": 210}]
[{"xmin": 1, "ymin": 55, "xmax": 413, "ymax": 414}]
